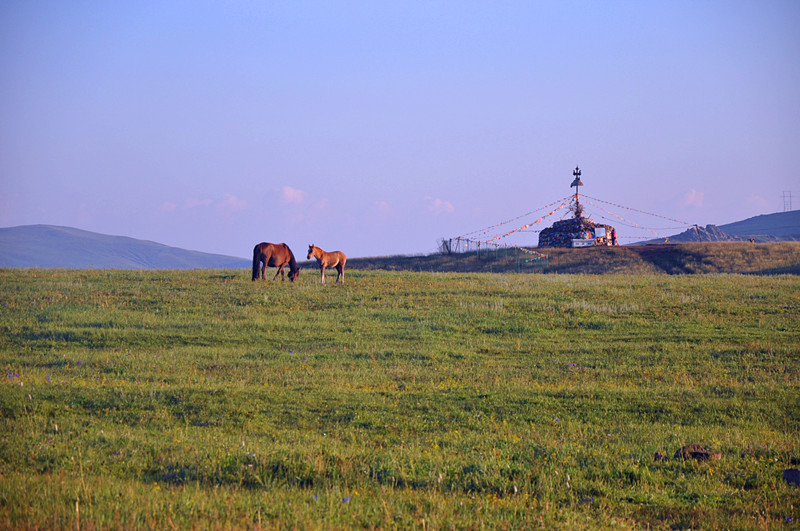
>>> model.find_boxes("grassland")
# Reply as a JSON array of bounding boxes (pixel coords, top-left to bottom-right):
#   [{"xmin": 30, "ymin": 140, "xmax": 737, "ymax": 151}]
[{"xmin": 0, "ymin": 268, "xmax": 798, "ymax": 529}]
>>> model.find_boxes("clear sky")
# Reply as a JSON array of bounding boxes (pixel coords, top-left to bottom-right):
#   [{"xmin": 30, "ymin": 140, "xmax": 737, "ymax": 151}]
[{"xmin": 2, "ymin": 1, "xmax": 798, "ymax": 258}]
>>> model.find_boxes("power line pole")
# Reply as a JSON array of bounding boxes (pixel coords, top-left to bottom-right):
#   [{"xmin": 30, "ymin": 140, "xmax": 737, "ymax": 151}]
[{"xmin": 783, "ymin": 191, "xmax": 793, "ymax": 212}]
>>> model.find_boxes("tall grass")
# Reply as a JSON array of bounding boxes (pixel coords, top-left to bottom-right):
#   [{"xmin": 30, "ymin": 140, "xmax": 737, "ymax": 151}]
[{"xmin": 0, "ymin": 269, "xmax": 798, "ymax": 529}]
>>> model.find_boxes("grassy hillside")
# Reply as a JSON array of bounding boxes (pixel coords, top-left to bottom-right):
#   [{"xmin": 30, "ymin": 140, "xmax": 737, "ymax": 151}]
[
  {"xmin": 344, "ymin": 242, "xmax": 800, "ymax": 275},
  {"xmin": 1, "ymin": 269, "xmax": 798, "ymax": 529}
]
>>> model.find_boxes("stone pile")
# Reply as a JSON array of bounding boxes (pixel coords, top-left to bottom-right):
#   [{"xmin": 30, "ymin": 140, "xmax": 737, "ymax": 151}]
[{"xmin": 538, "ymin": 217, "xmax": 616, "ymax": 248}]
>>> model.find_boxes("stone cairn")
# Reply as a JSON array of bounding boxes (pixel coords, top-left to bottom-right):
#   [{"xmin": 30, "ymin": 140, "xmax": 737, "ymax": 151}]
[
  {"xmin": 537, "ymin": 167, "xmax": 617, "ymax": 248},
  {"xmin": 538, "ymin": 217, "xmax": 616, "ymax": 248}
]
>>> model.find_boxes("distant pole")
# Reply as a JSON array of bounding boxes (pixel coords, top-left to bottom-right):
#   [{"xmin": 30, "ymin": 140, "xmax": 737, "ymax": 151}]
[{"xmin": 570, "ymin": 166, "xmax": 584, "ymax": 219}]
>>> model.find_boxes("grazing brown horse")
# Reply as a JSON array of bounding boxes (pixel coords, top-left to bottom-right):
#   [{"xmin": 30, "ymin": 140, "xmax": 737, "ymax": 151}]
[
  {"xmin": 307, "ymin": 244, "xmax": 347, "ymax": 284},
  {"xmin": 252, "ymin": 242, "xmax": 300, "ymax": 282}
]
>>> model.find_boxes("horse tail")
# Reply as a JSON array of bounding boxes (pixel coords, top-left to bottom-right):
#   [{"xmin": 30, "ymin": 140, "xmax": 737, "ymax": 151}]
[{"xmin": 252, "ymin": 244, "xmax": 262, "ymax": 280}]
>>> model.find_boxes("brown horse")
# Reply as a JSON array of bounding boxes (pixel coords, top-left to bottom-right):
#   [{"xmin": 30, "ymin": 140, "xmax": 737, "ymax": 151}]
[
  {"xmin": 252, "ymin": 242, "xmax": 300, "ymax": 282},
  {"xmin": 307, "ymin": 244, "xmax": 346, "ymax": 283}
]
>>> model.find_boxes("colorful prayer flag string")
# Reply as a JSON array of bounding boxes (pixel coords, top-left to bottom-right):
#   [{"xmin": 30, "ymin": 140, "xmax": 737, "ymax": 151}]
[
  {"xmin": 480, "ymin": 201, "xmax": 569, "ymax": 242},
  {"xmin": 582, "ymin": 197, "xmax": 694, "ymax": 237},
  {"xmin": 581, "ymin": 194, "xmax": 692, "ymax": 226},
  {"xmin": 457, "ymin": 196, "xmax": 572, "ymax": 239}
]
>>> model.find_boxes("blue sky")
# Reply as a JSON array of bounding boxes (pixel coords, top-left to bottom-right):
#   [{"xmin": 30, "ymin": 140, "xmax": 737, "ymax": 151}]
[{"xmin": 2, "ymin": 1, "xmax": 798, "ymax": 257}]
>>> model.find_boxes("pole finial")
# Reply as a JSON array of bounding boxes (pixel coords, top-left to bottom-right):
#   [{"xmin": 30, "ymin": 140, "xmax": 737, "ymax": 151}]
[{"xmin": 571, "ymin": 166, "xmax": 583, "ymax": 188}]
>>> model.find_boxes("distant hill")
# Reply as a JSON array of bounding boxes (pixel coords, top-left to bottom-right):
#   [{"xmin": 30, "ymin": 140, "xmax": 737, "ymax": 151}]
[
  {"xmin": 718, "ymin": 210, "xmax": 800, "ymax": 240},
  {"xmin": 0, "ymin": 225, "xmax": 250, "ymax": 269},
  {"xmin": 639, "ymin": 210, "xmax": 800, "ymax": 244}
]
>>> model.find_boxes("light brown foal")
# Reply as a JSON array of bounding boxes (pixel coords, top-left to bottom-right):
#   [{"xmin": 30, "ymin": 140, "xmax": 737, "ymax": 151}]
[{"xmin": 307, "ymin": 244, "xmax": 347, "ymax": 284}]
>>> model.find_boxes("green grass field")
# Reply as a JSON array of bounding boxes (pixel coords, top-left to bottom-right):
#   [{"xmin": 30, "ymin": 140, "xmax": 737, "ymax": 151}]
[{"xmin": 1, "ymin": 269, "xmax": 798, "ymax": 529}]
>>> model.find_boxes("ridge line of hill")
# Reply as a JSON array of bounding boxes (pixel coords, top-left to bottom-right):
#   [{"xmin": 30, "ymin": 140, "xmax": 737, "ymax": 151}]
[{"xmin": 2, "ymin": 213, "xmax": 799, "ymax": 274}]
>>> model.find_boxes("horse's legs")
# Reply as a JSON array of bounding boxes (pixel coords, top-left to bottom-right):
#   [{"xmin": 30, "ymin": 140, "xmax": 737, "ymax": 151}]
[
  {"xmin": 273, "ymin": 264, "xmax": 285, "ymax": 281},
  {"xmin": 336, "ymin": 264, "xmax": 344, "ymax": 283},
  {"xmin": 261, "ymin": 263, "xmax": 266, "ymax": 280},
  {"xmin": 320, "ymin": 265, "xmax": 326, "ymax": 284}
]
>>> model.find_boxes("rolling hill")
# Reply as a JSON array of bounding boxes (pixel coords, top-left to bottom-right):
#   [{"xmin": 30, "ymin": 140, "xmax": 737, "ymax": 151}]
[
  {"xmin": 718, "ymin": 210, "xmax": 800, "ymax": 240},
  {"xmin": 638, "ymin": 210, "xmax": 800, "ymax": 243},
  {"xmin": 0, "ymin": 225, "xmax": 250, "ymax": 269},
  {"xmin": 2, "ymin": 212, "xmax": 799, "ymax": 274}
]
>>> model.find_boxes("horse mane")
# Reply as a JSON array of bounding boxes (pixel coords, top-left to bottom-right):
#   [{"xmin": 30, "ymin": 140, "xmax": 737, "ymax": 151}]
[{"xmin": 285, "ymin": 244, "xmax": 298, "ymax": 272}]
